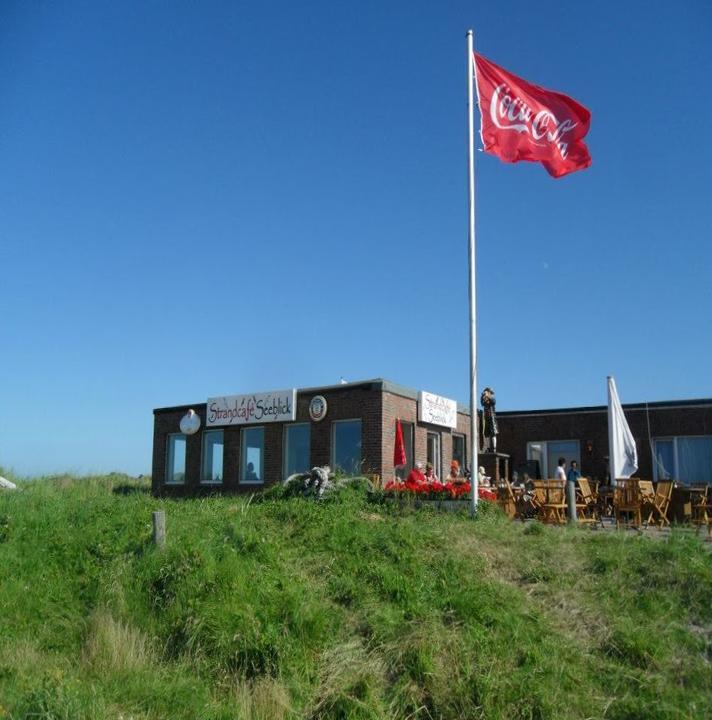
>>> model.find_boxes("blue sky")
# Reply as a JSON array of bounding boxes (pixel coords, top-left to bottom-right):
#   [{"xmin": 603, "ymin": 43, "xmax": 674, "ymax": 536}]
[{"xmin": 1, "ymin": 1, "xmax": 710, "ymax": 476}]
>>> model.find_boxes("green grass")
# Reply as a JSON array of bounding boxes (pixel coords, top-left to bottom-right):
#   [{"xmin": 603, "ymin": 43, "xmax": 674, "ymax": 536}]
[{"xmin": 0, "ymin": 471, "xmax": 710, "ymax": 719}]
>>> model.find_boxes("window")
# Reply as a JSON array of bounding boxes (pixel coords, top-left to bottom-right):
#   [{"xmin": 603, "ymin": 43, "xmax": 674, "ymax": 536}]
[
  {"xmin": 284, "ymin": 423, "xmax": 311, "ymax": 478},
  {"xmin": 653, "ymin": 436, "xmax": 712, "ymax": 483},
  {"xmin": 527, "ymin": 440, "xmax": 580, "ymax": 479},
  {"xmin": 452, "ymin": 433, "xmax": 466, "ymax": 474},
  {"xmin": 166, "ymin": 434, "xmax": 186, "ymax": 484},
  {"xmin": 201, "ymin": 430, "xmax": 224, "ymax": 484},
  {"xmin": 241, "ymin": 427, "xmax": 264, "ymax": 484},
  {"xmin": 332, "ymin": 420, "xmax": 362, "ymax": 475},
  {"xmin": 427, "ymin": 431, "xmax": 441, "ymax": 480},
  {"xmin": 395, "ymin": 421, "xmax": 414, "ymax": 481}
]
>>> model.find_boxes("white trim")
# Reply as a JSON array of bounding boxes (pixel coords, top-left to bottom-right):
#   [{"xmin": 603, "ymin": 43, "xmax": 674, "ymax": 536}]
[
  {"xmin": 240, "ymin": 426, "xmax": 265, "ymax": 485},
  {"xmin": 426, "ymin": 430, "xmax": 442, "ymax": 481},
  {"xmin": 283, "ymin": 422, "xmax": 311, "ymax": 479}
]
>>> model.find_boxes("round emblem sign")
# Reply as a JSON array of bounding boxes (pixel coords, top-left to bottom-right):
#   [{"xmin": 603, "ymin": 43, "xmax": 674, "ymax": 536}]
[
  {"xmin": 179, "ymin": 409, "xmax": 201, "ymax": 435},
  {"xmin": 309, "ymin": 395, "xmax": 328, "ymax": 422}
]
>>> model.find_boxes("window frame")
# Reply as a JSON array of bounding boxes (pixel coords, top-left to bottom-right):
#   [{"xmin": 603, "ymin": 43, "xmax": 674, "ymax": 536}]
[
  {"xmin": 165, "ymin": 433, "xmax": 187, "ymax": 485},
  {"xmin": 331, "ymin": 418, "xmax": 363, "ymax": 476},
  {"xmin": 283, "ymin": 422, "xmax": 311, "ymax": 479},
  {"xmin": 652, "ymin": 435, "xmax": 712, "ymax": 483},
  {"xmin": 452, "ymin": 432, "xmax": 466, "ymax": 474},
  {"xmin": 427, "ymin": 431, "xmax": 442, "ymax": 481},
  {"xmin": 201, "ymin": 429, "xmax": 224, "ymax": 485},
  {"xmin": 240, "ymin": 426, "xmax": 265, "ymax": 485},
  {"xmin": 526, "ymin": 440, "xmax": 581, "ymax": 480},
  {"xmin": 395, "ymin": 420, "xmax": 414, "ymax": 481}
]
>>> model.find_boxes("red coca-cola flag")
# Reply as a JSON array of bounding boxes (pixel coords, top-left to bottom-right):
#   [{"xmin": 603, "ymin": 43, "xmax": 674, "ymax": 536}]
[
  {"xmin": 394, "ymin": 419, "xmax": 407, "ymax": 467},
  {"xmin": 474, "ymin": 53, "xmax": 591, "ymax": 178}
]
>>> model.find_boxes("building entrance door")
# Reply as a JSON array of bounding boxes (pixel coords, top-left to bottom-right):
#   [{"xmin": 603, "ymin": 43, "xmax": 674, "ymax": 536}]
[{"xmin": 427, "ymin": 432, "xmax": 441, "ymax": 480}]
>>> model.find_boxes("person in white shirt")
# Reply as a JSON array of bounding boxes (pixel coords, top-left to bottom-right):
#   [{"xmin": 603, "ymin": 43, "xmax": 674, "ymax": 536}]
[{"xmin": 554, "ymin": 457, "xmax": 567, "ymax": 481}]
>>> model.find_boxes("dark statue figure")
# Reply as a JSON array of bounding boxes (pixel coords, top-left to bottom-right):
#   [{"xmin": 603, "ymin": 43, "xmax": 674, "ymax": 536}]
[{"xmin": 480, "ymin": 387, "xmax": 498, "ymax": 453}]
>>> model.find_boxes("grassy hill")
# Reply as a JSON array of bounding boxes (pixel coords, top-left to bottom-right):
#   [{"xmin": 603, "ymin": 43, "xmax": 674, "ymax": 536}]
[{"xmin": 0, "ymin": 473, "xmax": 710, "ymax": 720}]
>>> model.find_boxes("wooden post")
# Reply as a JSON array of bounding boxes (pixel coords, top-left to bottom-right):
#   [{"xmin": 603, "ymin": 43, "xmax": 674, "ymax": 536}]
[{"xmin": 152, "ymin": 510, "xmax": 166, "ymax": 548}]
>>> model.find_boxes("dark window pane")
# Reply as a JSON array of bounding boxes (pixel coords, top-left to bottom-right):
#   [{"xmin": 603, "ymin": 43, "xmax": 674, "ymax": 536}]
[
  {"xmin": 202, "ymin": 430, "xmax": 224, "ymax": 483},
  {"xmin": 285, "ymin": 423, "xmax": 311, "ymax": 477},
  {"xmin": 241, "ymin": 427, "xmax": 264, "ymax": 483},
  {"xmin": 333, "ymin": 420, "xmax": 362, "ymax": 475},
  {"xmin": 166, "ymin": 434, "xmax": 186, "ymax": 484}
]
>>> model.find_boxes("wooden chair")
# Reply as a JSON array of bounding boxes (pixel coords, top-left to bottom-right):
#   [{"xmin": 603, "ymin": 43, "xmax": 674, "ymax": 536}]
[
  {"xmin": 691, "ymin": 486, "xmax": 712, "ymax": 535},
  {"xmin": 531, "ymin": 481, "xmax": 548, "ymax": 519},
  {"xmin": 614, "ymin": 479, "xmax": 642, "ymax": 528},
  {"xmin": 595, "ymin": 484, "xmax": 614, "ymax": 519},
  {"xmin": 638, "ymin": 480, "xmax": 656, "ymax": 525},
  {"xmin": 638, "ymin": 480, "xmax": 655, "ymax": 503},
  {"xmin": 540, "ymin": 480, "xmax": 567, "ymax": 524},
  {"xmin": 575, "ymin": 477, "xmax": 599, "ymax": 524},
  {"xmin": 646, "ymin": 480, "xmax": 673, "ymax": 527},
  {"xmin": 497, "ymin": 479, "xmax": 519, "ymax": 519}
]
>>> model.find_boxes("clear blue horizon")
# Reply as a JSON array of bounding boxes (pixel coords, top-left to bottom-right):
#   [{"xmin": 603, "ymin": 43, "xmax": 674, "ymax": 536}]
[{"xmin": 1, "ymin": 1, "xmax": 711, "ymax": 477}]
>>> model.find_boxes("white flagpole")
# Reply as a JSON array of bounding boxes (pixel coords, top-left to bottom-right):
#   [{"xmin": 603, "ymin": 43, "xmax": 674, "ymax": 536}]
[
  {"xmin": 467, "ymin": 30, "xmax": 479, "ymax": 515},
  {"xmin": 607, "ymin": 376, "xmax": 616, "ymax": 488}
]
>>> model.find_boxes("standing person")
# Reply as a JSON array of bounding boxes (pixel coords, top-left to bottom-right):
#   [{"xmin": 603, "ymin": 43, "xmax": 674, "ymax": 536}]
[
  {"xmin": 554, "ymin": 457, "xmax": 567, "ymax": 481},
  {"xmin": 567, "ymin": 460, "xmax": 581, "ymax": 484}
]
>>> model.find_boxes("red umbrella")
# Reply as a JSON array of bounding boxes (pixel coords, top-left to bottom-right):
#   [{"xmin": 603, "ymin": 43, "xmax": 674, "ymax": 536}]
[{"xmin": 394, "ymin": 419, "xmax": 407, "ymax": 467}]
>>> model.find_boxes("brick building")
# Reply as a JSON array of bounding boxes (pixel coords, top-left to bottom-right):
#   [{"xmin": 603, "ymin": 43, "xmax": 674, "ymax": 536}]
[
  {"xmin": 152, "ymin": 379, "xmax": 472, "ymax": 496},
  {"xmin": 496, "ymin": 398, "xmax": 712, "ymax": 484}
]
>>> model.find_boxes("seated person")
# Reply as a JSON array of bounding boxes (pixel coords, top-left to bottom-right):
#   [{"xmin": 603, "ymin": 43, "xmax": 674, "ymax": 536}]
[
  {"xmin": 244, "ymin": 461, "xmax": 259, "ymax": 483},
  {"xmin": 477, "ymin": 466, "xmax": 491, "ymax": 487},
  {"xmin": 405, "ymin": 462, "xmax": 426, "ymax": 485},
  {"xmin": 448, "ymin": 460, "xmax": 463, "ymax": 482},
  {"xmin": 424, "ymin": 462, "xmax": 439, "ymax": 483}
]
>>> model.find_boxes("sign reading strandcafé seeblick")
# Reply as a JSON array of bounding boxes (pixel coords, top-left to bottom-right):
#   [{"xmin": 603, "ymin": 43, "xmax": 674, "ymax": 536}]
[
  {"xmin": 206, "ymin": 389, "xmax": 297, "ymax": 427},
  {"xmin": 418, "ymin": 391, "xmax": 457, "ymax": 429}
]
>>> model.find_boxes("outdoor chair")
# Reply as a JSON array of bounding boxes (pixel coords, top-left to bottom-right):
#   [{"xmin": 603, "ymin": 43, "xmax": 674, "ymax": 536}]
[
  {"xmin": 596, "ymin": 482, "xmax": 615, "ymax": 519},
  {"xmin": 638, "ymin": 480, "xmax": 655, "ymax": 503},
  {"xmin": 575, "ymin": 477, "xmax": 598, "ymax": 524},
  {"xmin": 638, "ymin": 480, "xmax": 656, "ymax": 525},
  {"xmin": 691, "ymin": 486, "xmax": 712, "ymax": 535},
  {"xmin": 540, "ymin": 481, "xmax": 567, "ymax": 524},
  {"xmin": 531, "ymin": 481, "xmax": 547, "ymax": 517},
  {"xmin": 497, "ymin": 480, "xmax": 519, "ymax": 519},
  {"xmin": 614, "ymin": 479, "xmax": 642, "ymax": 528},
  {"xmin": 646, "ymin": 480, "xmax": 673, "ymax": 527}
]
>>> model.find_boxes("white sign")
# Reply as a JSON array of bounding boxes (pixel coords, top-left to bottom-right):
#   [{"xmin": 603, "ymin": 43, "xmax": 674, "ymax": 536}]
[
  {"xmin": 418, "ymin": 391, "xmax": 457, "ymax": 429},
  {"xmin": 206, "ymin": 389, "xmax": 297, "ymax": 427}
]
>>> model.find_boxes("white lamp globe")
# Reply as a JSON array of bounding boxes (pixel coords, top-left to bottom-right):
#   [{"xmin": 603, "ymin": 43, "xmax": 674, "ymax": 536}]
[{"xmin": 180, "ymin": 409, "xmax": 201, "ymax": 435}]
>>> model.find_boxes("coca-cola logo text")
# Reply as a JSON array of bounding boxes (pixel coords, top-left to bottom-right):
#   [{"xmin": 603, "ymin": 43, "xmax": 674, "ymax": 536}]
[{"xmin": 489, "ymin": 83, "xmax": 578, "ymax": 159}]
